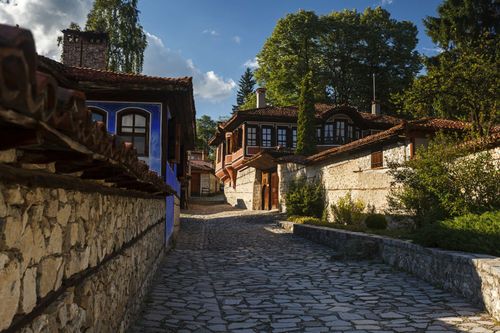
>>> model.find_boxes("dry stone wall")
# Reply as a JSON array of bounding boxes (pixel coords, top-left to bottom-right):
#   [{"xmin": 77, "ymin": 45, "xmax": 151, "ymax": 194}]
[
  {"xmin": 279, "ymin": 142, "xmax": 410, "ymax": 219},
  {"xmin": 0, "ymin": 182, "xmax": 166, "ymax": 332},
  {"xmin": 224, "ymin": 167, "xmax": 261, "ymax": 210}
]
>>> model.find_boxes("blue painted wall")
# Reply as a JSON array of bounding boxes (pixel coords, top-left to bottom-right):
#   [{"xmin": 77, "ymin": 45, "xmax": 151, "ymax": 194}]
[{"xmin": 86, "ymin": 100, "xmax": 179, "ymax": 245}]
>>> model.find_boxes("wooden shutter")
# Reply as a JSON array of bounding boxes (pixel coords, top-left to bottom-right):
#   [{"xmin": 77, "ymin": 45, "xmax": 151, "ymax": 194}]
[{"xmin": 371, "ymin": 150, "xmax": 383, "ymax": 169}]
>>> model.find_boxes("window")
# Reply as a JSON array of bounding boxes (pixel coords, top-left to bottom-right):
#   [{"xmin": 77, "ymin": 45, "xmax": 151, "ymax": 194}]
[
  {"xmin": 347, "ymin": 125, "xmax": 353, "ymax": 140},
  {"xmin": 324, "ymin": 124, "xmax": 334, "ymax": 144},
  {"xmin": 371, "ymin": 150, "xmax": 384, "ymax": 169},
  {"xmin": 117, "ymin": 110, "xmax": 149, "ymax": 157},
  {"xmin": 316, "ymin": 127, "xmax": 322, "ymax": 144},
  {"xmin": 90, "ymin": 108, "xmax": 107, "ymax": 124},
  {"xmin": 246, "ymin": 126, "xmax": 257, "ymax": 146},
  {"xmin": 226, "ymin": 137, "xmax": 232, "ymax": 154},
  {"xmin": 261, "ymin": 126, "xmax": 272, "ymax": 147},
  {"xmin": 292, "ymin": 128, "xmax": 297, "ymax": 148},
  {"xmin": 277, "ymin": 127, "xmax": 287, "ymax": 147},
  {"xmin": 336, "ymin": 120, "xmax": 346, "ymax": 142}
]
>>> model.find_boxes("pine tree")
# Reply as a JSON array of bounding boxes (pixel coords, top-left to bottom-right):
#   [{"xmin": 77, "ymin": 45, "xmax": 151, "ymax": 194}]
[
  {"xmin": 233, "ymin": 68, "xmax": 256, "ymax": 111},
  {"xmin": 296, "ymin": 71, "xmax": 316, "ymax": 155},
  {"xmin": 86, "ymin": 0, "xmax": 147, "ymax": 73}
]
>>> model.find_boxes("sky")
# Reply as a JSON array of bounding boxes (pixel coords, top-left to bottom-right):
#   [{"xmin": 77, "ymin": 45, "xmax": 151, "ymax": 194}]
[{"xmin": 0, "ymin": 0, "xmax": 443, "ymax": 120}]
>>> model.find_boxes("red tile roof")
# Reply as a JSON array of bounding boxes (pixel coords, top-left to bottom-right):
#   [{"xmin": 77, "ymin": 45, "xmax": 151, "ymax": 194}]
[{"xmin": 190, "ymin": 159, "xmax": 214, "ymax": 172}]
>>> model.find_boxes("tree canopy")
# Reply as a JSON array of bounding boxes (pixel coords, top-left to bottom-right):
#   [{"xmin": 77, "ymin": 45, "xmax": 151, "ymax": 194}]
[
  {"xmin": 255, "ymin": 7, "xmax": 421, "ymax": 113},
  {"xmin": 86, "ymin": 0, "xmax": 147, "ymax": 73},
  {"xmin": 394, "ymin": 0, "xmax": 499, "ymax": 134},
  {"xmin": 233, "ymin": 68, "xmax": 256, "ymax": 112},
  {"xmin": 195, "ymin": 115, "xmax": 217, "ymax": 160}
]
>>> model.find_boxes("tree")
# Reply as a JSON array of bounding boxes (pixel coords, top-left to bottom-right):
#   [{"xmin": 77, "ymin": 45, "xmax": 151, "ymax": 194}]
[
  {"xmin": 233, "ymin": 68, "xmax": 256, "ymax": 112},
  {"xmin": 393, "ymin": 0, "xmax": 499, "ymax": 134},
  {"xmin": 296, "ymin": 72, "xmax": 316, "ymax": 155},
  {"xmin": 195, "ymin": 115, "xmax": 217, "ymax": 160},
  {"xmin": 86, "ymin": 0, "xmax": 147, "ymax": 73},
  {"xmin": 255, "ymin": 8, "xmax": 421, "ymax": 113},
  {"xmin": 255, "ymin": 10, "xmax": 323, "ymax": 106}
]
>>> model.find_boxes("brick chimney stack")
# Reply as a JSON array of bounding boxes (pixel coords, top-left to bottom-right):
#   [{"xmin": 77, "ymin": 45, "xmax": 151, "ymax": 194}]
[
  {"xmin": 371, "ymin": 100, "xmax": 381, "ymax": 115},
  {"xmin": 61, "ymin": 29, "xmax": 108, "ymax": 70},
  {"xmin": 256, "ymin": 88, "xmax": 266, "ymax": 108}
]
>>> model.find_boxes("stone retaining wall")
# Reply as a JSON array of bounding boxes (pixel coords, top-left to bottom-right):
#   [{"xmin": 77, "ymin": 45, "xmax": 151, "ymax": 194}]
[
  {"xmin": 224, "ymin": 167, "xmax": 261, "ymax": 210},
  {"xmin": 280, "ymin": 222, "xmax": 500, "ymax": 321},
  {"xmin": 0, "ymin": 182, "xmax": 166, "ymax": 332}
]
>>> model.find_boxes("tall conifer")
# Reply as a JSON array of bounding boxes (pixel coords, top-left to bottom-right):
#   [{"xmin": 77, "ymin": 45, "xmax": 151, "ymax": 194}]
[{"xmin": 296, "ymin": 71, "xmax": 316, "ymax": 155}]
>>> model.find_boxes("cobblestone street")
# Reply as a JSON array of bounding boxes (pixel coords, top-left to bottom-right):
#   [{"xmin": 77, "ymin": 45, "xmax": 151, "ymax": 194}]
[{"xmin": 130, "ymin": 205, "xmax": 499, "ymax": 333}]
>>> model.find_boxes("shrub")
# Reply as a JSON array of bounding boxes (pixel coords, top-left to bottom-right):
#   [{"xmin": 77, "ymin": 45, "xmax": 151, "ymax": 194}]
[
  {"xmin": 365, "ymin": 214, "xmax": 388, "ymax": 230},
  {"xmin": 387, "ymin": 133, "xmax": 500, "ymax": 227},
  {"xmin": 288, "ymin": 216, "xmax": 322, "ymax": 224},
  {"xmin": 413, "ymin": 211, "xmax": 500, "ymax": 256},
  {"xmin": 331, "ymin": 192, "xmax": 365, "ymax": 226},
  {"xmin": 285, "ymin": 176, "xmax": 325, "ymax": 218}
]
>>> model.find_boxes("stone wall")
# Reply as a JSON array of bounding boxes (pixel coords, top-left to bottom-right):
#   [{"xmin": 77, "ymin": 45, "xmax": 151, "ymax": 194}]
[
  {"xmin": 279, "ymin": 142, "xmax": 409, "ymax": 219},
  {"xmin": 224, "ymin": 167, "xmax": 261, "ymax": 210},
  {"xmin": 0, "ymin": 182, "xmax": 166, "ymax": 332},
  {"xmin": 283, "ymin": 222, "xmax": 500, "ymax": 321}
]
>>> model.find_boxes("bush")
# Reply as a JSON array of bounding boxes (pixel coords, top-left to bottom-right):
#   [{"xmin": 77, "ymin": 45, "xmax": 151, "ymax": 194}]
[
  {"xmin": 365, "ymin": 214, "xmax": 388, "ymax": 229},
  {"xmin": 413, "ymin": 211, "xmax": 500, "ymax": 256},
  {"xmin": 285, "ymin": 176, "xmax": 325, "ymax": 218},
  {"xmin": 288, "ymin": 216, "xmax": 322, "ymax": 224},
  {"xmin": 331, "ymin": 192, "xmax": 365, "ymax": 226},
  {"xmin": 387, "ymin": 133, "xmax": 500, "ymax": 227}
]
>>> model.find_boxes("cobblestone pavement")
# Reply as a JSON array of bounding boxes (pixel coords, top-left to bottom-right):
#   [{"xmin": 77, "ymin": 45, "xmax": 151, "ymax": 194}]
[{"xmin": 130, "ymin": 208, "xmax": 499, "ymax": 333}]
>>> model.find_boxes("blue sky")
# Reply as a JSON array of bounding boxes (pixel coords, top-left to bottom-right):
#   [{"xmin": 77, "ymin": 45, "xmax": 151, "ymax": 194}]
[
  {"xmin": 1, "ymin": 0, "xmax": 443, "ymax": 120},
  {"xmin": 138, "ymin": 0, "xmax": 443, "ymax": 121}
]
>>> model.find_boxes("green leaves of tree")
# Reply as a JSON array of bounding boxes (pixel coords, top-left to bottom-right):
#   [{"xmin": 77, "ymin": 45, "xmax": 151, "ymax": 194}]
[
  {"xmin": 86, "ymin": 0, "xmax": 147, "ymax": 73},
  {"xmin": 296, "ymin": 71, "xmax": 316, "ymax": 156},
  {"xmin": 255, "ymin": 8, "xmax": 421, "ymax": 113}
]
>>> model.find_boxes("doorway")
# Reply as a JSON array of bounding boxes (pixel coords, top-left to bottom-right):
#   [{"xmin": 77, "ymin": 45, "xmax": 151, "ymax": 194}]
[{"xmin": 261, "ymin": 169, "xmax": 279, "ymax": 210}]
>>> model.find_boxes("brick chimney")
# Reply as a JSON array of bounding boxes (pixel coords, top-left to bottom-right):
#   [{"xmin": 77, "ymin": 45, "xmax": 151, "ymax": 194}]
[
  {"xmin": 61, "ymin": 29, "xmax": 108, "ymax": 70},
  {"xmin": 256, "ymin": 88, "xmax": 266, "ymax": 108},
  {"xmin": 371, "ymin": 100, "xmax": 381, "ymax": 116}
]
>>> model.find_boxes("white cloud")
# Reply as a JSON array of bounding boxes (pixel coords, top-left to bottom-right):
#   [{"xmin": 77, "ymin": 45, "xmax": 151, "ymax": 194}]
[
  {"xmin": 381, "ymin": 0, "xmax": 393, "ymax": 5},
  {"xmin": 0, "ymin": 0, "xmax": 92, "ymax": 59},
  {"xmin": 232, "ymin": 36, "xmax": 241, "ymax": 44},
  {"xmin": 202, "ymin": 29, "xmax": 219, "ymax": 37},
  {"xmin": 422, "ymin": 46, "xmax": 444, "ymax": 54},
  {"xmin": 243, "ymin": 57, "xmax": 259, "ymax": 69},
  {"xmin": 143, "ymin": 32, "xmax": 235, "ymax": 103}
]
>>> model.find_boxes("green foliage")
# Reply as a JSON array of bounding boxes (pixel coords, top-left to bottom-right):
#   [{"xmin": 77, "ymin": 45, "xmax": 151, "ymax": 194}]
[
  {"xmin": 239, "ymin": 92, "xmax": 257, "ymax": 110},
  {"xmin": 423, "ymin": 0, "xmax": 498, "ymax": 50},
  {"xmin": 233, "ymin": 68, "xmax": 256, "ymax": 112},
  {"xmin": 288, "ymin": 216, "xmax": 322, "ymax": 224},
  {"xmin": 195, "ymin": 115, "xmax": 217, "ymax": 160},
  {"xmin": 331, "ymin": 192, "xmax": 366, "ymax": 226},
  {"xmin": 413, "ymin": 211, "xmax": 500, "ymax": 256},
  {"xmin": 86, "ymin": 0, "xmax": 147, "ymax": 73},
  {"xmin": 255, "ymin": 7, "xmax": 421, "ymax": 113},
  {"xmin": 394, "ymin": 0, "xmax": 498, "ymax": 132},
  {"xmin": 285, "ymin": 176, "xmax": 325, "ymax": 218},
  {"xmin": 387, "ymin": 133, "xmax": 500, "ymax": 226},
  {"xmin": 296, "ymin": 71, "xmax": 316, "ymax": 155},
  {"xmin": 365, "ymin": 214, "xmax": 388, "ymax": 230}
]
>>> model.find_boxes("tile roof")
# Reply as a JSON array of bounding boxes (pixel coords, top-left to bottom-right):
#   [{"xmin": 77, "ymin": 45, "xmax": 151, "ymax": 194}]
[
  {"xmin": 190, "ymin": 159, "xmax": 214, "ymax": 172},
  {"xmin": 38, "ymin": 55, "xmax": 193, "ymax": 88}
]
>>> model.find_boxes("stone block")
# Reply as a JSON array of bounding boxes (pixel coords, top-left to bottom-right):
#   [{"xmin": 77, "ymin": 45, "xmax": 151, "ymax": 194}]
[
  {"xmin": 0, "ymin": 189, "xmax": 7, "ymax": 218},
  {"xmin": 47, "ymin": 224, "xmax": 63, "ymax": 255},
  {"xmin": 0, "ymin": 256, "xmax": 20, "ymax": 330},
  {"xmin": 56, "ymin": 204, "xmax": 71, "ymax": 227},
  {"xmin": 45, "ymin": 200, "xmax": 58, "ymax": 218},
  {"xmin": 38, "ymin": 256, "xmax": 63, "ymax": 298},
  {"xmin": 0, "ymin": 149, "xmax": 17, "ymax": 163},
  {"xmin": 5, "ymin": 187, "xmax": 24, "ymax": 205},
  {"xmin": 1, "ymin": 216, "xmax": 23, "ymax": 249},
  {"xmin": 65, "ymin": 247, "xmax": 90, "ymax": 278},
  {"xmin": 19, "ymin": 266, "xmax": 37, "ymax": 314}
]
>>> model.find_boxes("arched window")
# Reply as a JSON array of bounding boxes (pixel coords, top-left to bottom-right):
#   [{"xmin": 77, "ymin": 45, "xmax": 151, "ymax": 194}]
[
  {"xmin": 89, "ymin": 108, "xmax": 107, "ymax": 124},
  {"xmin": 117, "ymin": 109, "xmax": 149, "ymax": 157}
]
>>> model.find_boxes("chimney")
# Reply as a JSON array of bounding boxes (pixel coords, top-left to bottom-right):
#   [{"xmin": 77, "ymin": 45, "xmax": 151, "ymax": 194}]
[
  {"xmin": 256, "ymin": 88, "xmax": 266, "ymax": 108},
  {"xmin": 61, "ymin": 29, "xmax": 108, "ymax": 70},
  {"xmin": 371, "ymin": 100, "xmax": 381, "ymax": 115}
]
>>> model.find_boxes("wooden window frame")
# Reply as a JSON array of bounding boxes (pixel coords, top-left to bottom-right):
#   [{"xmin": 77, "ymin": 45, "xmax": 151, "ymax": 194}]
[
  {"xmin": 277, "ymin": 127, "xmax": 288, "ymax": 147},
  {"xmin": 371, "ymin": 149, "xmax": 384, "ymax": 169},
  {"xmin": 261, "ymin": 126, "xmax": 273, "ymax": 148},
  {"xmin": 117, "ymin": 109, "xmax": 150, "ymax": 157},
  {"xmin": 324, "ymin": 123, "xmax": 334, "ymax": 144},
  {"xmin": 291, "ymin": 127, "xmax": 297, "ymax": 148},
  {"xmin": 316, "ymin": 126, "xmax": 323, "ymax": 144},
  {"xmin": 246, "ymin": 125, "xmax": 258, "ymax": 146},
  {"xmin": 90, "ymin": 108, "xmax": 107, "ymax": 125}
]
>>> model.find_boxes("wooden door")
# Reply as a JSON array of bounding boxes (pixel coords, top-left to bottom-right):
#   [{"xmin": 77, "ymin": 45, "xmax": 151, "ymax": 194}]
[
  {"xmin": 191, "ymin": 172, "xmax": 201, "ymax": 196},
  {"xmin": 271, "ymin": 171, "xmax": 279, "ymax": 209},
  {"xmin": 261, "ymin": 172, "xmax": 270, "ymax": 210}
]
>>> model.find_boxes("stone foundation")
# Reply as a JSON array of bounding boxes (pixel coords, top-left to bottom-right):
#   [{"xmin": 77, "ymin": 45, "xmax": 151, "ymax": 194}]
[
  {"xmin": 281, "ymin": 222, "xmax": 500, "ymax": 321},
  {"xmin": 224, "ymin": 167, "xmax": 261, "ymax": 210},
  {"xmin": 0, "ymin": 182, "xmax": 166, "ymax": 332}
]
